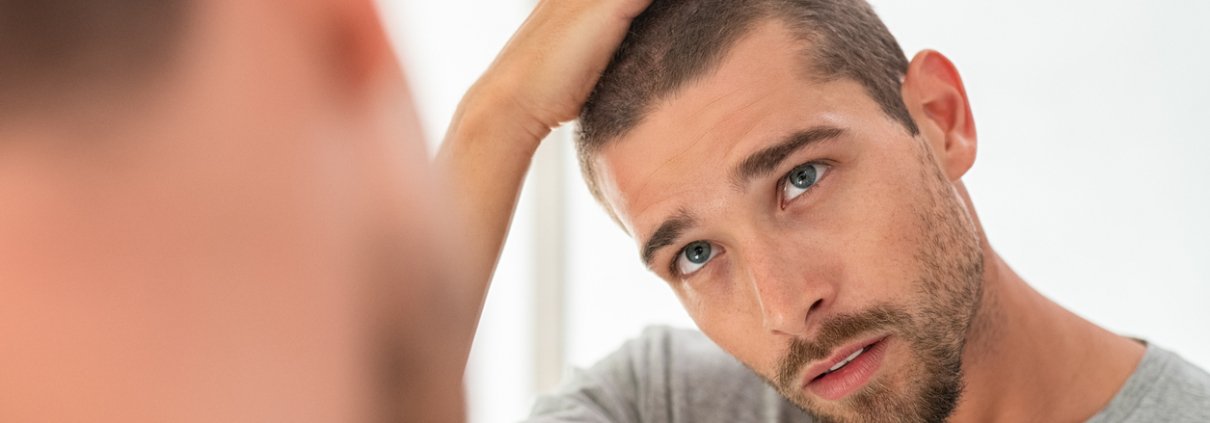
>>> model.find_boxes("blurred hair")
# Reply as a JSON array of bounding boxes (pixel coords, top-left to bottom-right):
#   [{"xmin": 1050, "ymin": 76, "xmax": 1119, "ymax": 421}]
[
  {"xmin": 0, "ymin": 0, "xmax": 188, "ymax": 116},
  {"xmin": 577, "ymin": 0, "xmax": 918, "ymax": 208}
]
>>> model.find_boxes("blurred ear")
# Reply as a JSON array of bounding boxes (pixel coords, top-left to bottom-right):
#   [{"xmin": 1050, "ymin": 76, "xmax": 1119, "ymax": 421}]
[
  {"xmin": 322, "ymin": 0, "xmax": 399, "ymax": 101},
  {"xmin": 901, "ymin": 50, "xmax": 977, "ymax": 181}
]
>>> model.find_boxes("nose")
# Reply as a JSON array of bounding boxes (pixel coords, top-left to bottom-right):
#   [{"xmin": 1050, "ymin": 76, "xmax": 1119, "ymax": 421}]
[{"xmin": 739, "ymin": 237, "xmax": 834, "ymax": 338}]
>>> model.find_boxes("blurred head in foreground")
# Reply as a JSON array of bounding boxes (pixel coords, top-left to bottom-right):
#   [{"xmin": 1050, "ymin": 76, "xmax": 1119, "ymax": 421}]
[{"xmin": 0, "ymin": 0, "xmax": 464, "ymax": 421}]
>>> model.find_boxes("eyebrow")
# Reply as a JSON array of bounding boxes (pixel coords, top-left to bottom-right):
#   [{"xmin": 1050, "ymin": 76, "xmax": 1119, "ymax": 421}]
[
  {"xmin": 729, "ymin": 126, "xmax": 846, "ymax": 189},
  {"xmin": 640, "ymin": 209, "xmax": 696, "ymax": 269}
]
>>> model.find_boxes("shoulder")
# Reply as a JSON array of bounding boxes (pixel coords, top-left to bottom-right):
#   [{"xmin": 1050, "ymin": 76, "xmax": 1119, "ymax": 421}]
[
  {"xmin": 1091, "ymin": 344, "xmax": 1210, "ymax": 423},
  {"xmin": 527, "ymin": 326, "xmax": 814, "ymax": 423}
]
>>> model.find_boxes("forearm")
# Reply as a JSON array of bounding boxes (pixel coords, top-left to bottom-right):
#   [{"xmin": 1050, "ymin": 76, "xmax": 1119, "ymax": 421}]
[
  {"xmin": 435, "ymin": 84, "xmax": 549, "ymax": 320},
  {"xmin": 430, "ymin": 0, "xmax": 654, "ymax": 383}
]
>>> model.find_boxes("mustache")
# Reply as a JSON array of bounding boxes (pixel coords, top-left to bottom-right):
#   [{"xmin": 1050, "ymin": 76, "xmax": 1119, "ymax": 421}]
[{"xmin": 775, "ymin": 305, "xmax": 911, "ymax": 389}]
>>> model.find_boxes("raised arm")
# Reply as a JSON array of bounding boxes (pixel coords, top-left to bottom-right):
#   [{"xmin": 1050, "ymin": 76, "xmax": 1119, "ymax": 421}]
[{"xmin": 436, "ymin": 0, "xmax": 651, "ymax": 325}]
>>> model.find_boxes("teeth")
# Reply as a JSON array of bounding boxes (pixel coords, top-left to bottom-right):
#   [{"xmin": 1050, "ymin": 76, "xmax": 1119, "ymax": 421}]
[{"xmin": 828, "ymin": 347, "xmax": 865, "ymax": 372}]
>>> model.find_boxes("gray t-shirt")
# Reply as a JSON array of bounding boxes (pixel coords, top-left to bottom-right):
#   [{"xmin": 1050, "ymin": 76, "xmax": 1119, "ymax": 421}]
[{"xmin": 527, "ymin": 326, "xmax": 1210, "ymax": 422}]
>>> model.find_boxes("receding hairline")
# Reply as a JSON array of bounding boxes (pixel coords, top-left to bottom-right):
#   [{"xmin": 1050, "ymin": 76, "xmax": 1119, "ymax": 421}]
[
  {"xmin": 580, "ymin": 11, "xmax": 823, "ymax": 155},
  {"xmin": 628, "ymin": 18, "xmax": 837, "ymax": 139}
]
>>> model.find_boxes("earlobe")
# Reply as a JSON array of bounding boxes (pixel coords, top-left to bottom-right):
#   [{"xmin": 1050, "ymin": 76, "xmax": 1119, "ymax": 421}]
[{"xmin": 902, "ymin": 50, "xmax": 978, "ymax": 181}]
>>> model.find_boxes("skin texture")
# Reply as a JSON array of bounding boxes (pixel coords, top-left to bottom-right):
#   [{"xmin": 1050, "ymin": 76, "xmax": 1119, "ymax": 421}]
[{"xmin": 0, "ymin": 0, "xmax": 468, "ymax": 421}]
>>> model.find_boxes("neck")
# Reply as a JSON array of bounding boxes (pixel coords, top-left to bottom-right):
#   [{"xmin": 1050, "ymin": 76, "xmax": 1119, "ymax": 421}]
[{"xmin": 947, "ymin": 246, "xmax": 1145, "ymax": 423}]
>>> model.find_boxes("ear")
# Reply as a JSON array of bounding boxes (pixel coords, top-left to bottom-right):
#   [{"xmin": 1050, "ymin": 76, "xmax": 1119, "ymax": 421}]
[
  {"xmin": 901, "ymin": 50, "xmax": 977, "ymax": 181},
  {"xmin": 321, "ymin": 0, "xmax": 399, "ymax": 102}
]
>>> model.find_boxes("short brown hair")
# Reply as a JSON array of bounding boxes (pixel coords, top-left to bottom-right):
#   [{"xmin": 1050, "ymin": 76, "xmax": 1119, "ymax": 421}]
[
  {"xmin": 0, "ymin": 0, "xmax": 188, "ymax": 116},
  {"xmin": 577, "ymin": 0, "xmax": 918, "ymax": 207}
]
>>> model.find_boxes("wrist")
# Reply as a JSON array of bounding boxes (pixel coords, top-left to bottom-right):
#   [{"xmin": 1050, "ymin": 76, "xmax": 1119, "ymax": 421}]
[{"xmin": 448, "ymin": 79, "xmax": 553, "ymax": 155}]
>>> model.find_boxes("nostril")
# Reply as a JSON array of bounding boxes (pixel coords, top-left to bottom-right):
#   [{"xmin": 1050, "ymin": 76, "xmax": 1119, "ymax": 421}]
[{"xmin": 808, "ymin": 298, "xmax": 824, "ymax": 315}]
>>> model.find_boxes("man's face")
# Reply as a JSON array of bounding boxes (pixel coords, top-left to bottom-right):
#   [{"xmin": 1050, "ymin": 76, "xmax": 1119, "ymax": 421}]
[{"xmin": 594, "ymin": 22, "xmax": 984, "ymax": 423}]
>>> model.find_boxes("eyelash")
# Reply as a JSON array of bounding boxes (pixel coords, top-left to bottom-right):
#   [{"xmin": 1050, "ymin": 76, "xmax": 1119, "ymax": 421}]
[
  {"xmin": 779, "ymin": 160, "xmax": 831, "ymax": 209},
  {"xmin": 668, "ymin": 249, "xmax": 687, "ymax": 279}
]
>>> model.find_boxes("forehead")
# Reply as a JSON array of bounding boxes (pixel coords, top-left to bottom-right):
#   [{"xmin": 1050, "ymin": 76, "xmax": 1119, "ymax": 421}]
[{"xmin": 594, "ymin": 21, "xmax": 881, "ymax": 239}]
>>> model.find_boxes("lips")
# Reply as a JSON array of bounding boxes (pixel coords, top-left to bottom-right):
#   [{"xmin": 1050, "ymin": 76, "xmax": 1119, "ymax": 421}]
[
  {"xmin": 825, "ymin": 346, "xmax": 866, "ymax": 374},
  {"xmin": 801, "ymin": 335, "xmax": 889, "ymax": 401}
]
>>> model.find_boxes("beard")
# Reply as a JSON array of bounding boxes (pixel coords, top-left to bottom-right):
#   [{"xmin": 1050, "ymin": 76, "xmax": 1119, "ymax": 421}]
[{"xmin": 763, "ymin": 140, "xmax": 986, "ymax": 423}]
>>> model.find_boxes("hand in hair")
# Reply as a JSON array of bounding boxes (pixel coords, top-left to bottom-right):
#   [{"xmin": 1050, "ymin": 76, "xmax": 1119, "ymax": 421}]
[{"xmin": 436, "ymin": 0, "xmax": 653, "ymax": 320}]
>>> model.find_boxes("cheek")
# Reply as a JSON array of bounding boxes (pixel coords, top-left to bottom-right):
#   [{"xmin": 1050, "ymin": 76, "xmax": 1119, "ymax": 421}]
[
  {"xmin": 813, "ymin": 150, "xmax": 934, "ymax": 304},
  {"xmin": 674, "ymin": 281, "xmax": 779, "ymax": 367},
  {"xmin": 689, "ymin": 309, "xmax": 784, "ymax": 376}
]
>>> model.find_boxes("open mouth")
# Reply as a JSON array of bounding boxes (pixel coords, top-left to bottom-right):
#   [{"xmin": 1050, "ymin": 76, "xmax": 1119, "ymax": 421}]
[
  {"xmin": 803, "ymin": 336, "xmax": 890, "ymax": 401},
  {"xmin": 813, "ymin": 343, "xmax": 872, "ymax": 381}
]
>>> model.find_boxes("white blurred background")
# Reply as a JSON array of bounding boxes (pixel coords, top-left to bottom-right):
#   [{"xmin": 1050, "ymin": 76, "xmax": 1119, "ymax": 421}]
[{"xmin": 377, "ymin": 1, "xmax": 1210, "ymax": 421}]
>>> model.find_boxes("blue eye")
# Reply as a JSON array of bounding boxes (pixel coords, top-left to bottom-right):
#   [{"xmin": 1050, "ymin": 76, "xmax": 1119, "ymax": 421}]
[
  {"xmin": 783, "ymin": 163, "xmax": 829, "ymax": 203},
  {"xmin": 676, "ymin": 241, "xmax": 714, "ymax": 275}
]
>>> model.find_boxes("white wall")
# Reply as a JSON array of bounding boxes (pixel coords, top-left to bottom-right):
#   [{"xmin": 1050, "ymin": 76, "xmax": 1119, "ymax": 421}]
[{"xmin": 382, "ymin": 1, "xmax": 1210, "ymax": 422}]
